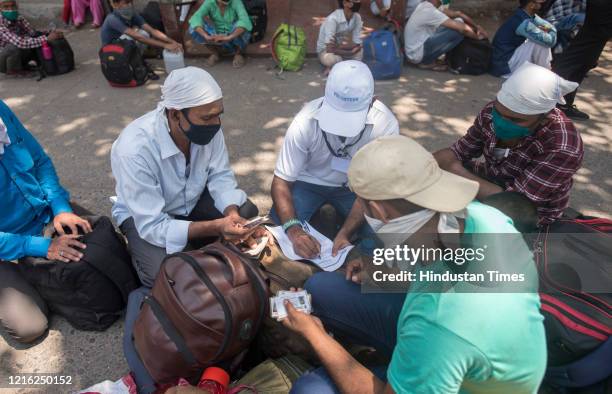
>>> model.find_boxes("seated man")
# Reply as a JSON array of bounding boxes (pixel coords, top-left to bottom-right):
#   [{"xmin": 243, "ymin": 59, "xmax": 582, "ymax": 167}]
[
  {"xmin": 271, "ymin": 60, "xmax": 399, "ymax": 259},
  {"xmin": 403, "ymin": 0, "xmax": 487, "ymax": 70},
  {"xmin": 189, "ymin": 0, "xmax": 252, "ymax": 68},
  {"xmin": 0, "ymin": 0, "xmax": 64, "ymax": 76},
  {"xmin": 541, "ymin": 0, "xmax": 585, "ymax": 53},
  {"xmin": 111, "ymin": 67, "xmax": 258, "ymax": 287},
  {"xmin": 435, "ymin": 62, "xmax": 582, "ymax": 226},
  {"xmin": 490, "ymin": 0, "xmax": 557, "ymax": 77},
  {"xmin": 100, "ymin": 0, "xmax": 182, "ymax": 79},
  {"xmin": 317, "ymin": 0, "xmax": 363, "ymax": 75},
  {"xmin": 0, "ymin": 100, "xmax": 92, "ymax": 344},
  {"xmin": 282, "ymin": 135, "xmax": 547, "ymax": 393}
]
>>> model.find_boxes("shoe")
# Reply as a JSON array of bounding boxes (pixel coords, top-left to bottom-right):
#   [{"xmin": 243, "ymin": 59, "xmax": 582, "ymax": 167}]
[
  {"xmin": 558, "ymin": 104, "xmax": 590, "ymax": 121},
  {"xmin": 148, "ymin": 71, "xmax": 160, "ymax": 81}
]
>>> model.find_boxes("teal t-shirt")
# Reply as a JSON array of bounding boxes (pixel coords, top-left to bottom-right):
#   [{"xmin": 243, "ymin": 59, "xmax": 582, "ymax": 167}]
[{"xmin": 387, "ymin": 201, "xmax": 547, "ymax": 394}]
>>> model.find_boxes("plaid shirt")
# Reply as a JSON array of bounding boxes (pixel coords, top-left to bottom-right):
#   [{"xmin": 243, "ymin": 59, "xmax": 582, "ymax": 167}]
[
  {"xmin": 451, "ymin": 102, "xmax": 583, "ymax": 225},
  {"xmin": 0, "ymin": 16, "xmax": 46, "ymax": 49},
  {"xmin": 545, "ymin": 0, "xmax": 586, "ymax": 23}
]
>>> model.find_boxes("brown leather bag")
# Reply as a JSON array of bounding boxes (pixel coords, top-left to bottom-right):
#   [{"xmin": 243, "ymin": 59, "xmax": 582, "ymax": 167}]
[{"xmin": 133, "ymin": 242, "xmax": 269, "ymax": 384}]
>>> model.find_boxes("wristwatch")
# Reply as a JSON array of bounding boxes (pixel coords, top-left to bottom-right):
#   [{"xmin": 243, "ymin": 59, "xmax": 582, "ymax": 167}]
[{"xmin": 282, "ymin": 218, "xmax": 302, "ymax": 233}]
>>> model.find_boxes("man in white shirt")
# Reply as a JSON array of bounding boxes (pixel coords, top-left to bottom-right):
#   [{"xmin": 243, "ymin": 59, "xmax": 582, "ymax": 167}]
[
  {"xmin": 111, "ymin": 67, "xmax": 258, "ymax": 287},
  {"xmin": 271, "ymin": 60, "xmax": 399, "ymax": 259},
  {"xmin": 317, "ymin": 0, "xmax": 363, "ymax": 75},
  {"xmin": 404, "ymin": 0, "xmax": 487, "ymax": 69}
]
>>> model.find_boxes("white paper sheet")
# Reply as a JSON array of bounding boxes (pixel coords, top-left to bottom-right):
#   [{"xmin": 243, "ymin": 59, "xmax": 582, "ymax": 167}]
[{"xmin": 265, "ymin": 222, "xmax": 353, "ymax": 272}]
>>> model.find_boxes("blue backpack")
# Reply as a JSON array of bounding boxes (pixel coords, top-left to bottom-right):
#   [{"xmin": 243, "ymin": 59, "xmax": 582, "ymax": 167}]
[{"xmin": 363, "ymin": 24, "xmax": 402, "ymax": 80}]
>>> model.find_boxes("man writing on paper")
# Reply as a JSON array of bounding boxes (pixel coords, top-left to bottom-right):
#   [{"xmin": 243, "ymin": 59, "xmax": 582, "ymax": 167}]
[
  {"xmin": 280, "ymin": 135, "xmax": 546, "ymax": 393},
  {"xmin": 111, "ymin": 67, "xmax": 258, "ymax": 287},
  {"xmin": 270, "ymin": 60, "xmax": 399, "ymax": 260}
]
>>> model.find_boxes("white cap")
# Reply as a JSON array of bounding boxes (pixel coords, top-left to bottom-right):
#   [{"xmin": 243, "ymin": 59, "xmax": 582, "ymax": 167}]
[{"xmin": 315, "ymin": 60, "xmax": 374, "ymax": 137}]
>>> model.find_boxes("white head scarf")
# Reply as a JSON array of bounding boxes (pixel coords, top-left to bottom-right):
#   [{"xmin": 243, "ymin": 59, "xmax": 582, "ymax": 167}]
[
  {"xmin": 158, "ymin": 66, "xmax": 222, "ymax": 111},
  {"xmin": 0, "ymin": 117, "xmax": 10, "ymax": 155},
  {"xmin": 497, "ymin": 62, "xmax": 579, "ymax": 115}
]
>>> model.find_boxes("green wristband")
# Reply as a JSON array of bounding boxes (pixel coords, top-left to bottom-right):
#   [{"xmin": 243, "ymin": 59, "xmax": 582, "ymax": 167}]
[{"xmin": 282, "ymin": 218, "xmax": 302, "ymax": 233}]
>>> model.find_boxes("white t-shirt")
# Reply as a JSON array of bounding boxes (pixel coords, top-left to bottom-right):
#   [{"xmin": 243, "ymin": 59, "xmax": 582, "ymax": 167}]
[
  {"xmin": 316, "ymin": 9, "xmax": 363, "ymax": 54},
  {"xmin": 275, "ymin": 98, "xmax": 400, "ymax": 187},
  {"xmin": 403, "ymin": 1, "xmax": 449, "ymax": 63}
]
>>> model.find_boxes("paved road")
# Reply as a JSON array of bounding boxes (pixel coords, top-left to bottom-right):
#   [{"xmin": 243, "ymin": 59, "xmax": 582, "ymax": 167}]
[{"xmin": 0, "ymin": 27, "xmax": 610, "ymax": 392}]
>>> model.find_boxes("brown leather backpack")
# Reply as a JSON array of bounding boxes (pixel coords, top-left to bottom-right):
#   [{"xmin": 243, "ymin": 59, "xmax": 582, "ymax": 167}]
[{"xmin": 133, "ymin": 242, "xmax": 269, "ymax": 384}]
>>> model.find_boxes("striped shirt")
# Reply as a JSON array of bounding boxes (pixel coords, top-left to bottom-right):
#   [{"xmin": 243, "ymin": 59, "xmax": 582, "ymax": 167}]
[
  {"xmin": 451, "ymin": 102, "xmax": 583, "ymax": 225},
  {"xmin": 0, "ymin": 16, "xmax": 46, "ymax": 49}
]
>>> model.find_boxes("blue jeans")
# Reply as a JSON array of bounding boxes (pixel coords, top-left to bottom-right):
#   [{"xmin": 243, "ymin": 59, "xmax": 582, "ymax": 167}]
[
  {"xmin": 270, "ymin": 181, "xmax": 376, "ymax": 254},
  {"xmin": 290, "ymin": 272, "xmax": 407, "ymax": 393},
  {"xmin": 554, "ymin": 13, "xmax": 585, "ymax": 51},
  {"xmin": 189, "ymin": 22, "xmax": 251, "ymax": 54},
  {"xmin": 421, "ymin": 26, "xmax": 464, "ymax": 64}
]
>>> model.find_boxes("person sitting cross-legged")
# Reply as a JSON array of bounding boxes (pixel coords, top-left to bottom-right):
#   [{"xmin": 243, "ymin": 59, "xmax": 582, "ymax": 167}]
[
  {"xmin": 403, "ymin": 0, "xmax": 487, "ymax": 71},
  {"xmin": 317, "ymin": 0, "xmax": 364, "ymax": 75},
  {"xmin": 188, "ymin": 0, "xmax": 252, "ymax": 68},
  {"xmin": 490, "ymin": 0, "xmax": 557, "ymax": 78},
  {"xmin": 111, "ymin": 67, "xmax": 259, "ymax": 287},
  {"xmin": 281, "ymin": 135, "xmax": 547, "ymax": 394},
  {"xmin": 270, "ymin": 60, "xmax": 399, "ymax": 261},
  {"xmin": 435, "ymin": 62, "xmax": 583, "ymax": 227},
  {"xmin": 0, "ymin": 100, "xmax": 92, "ymax": 345},
  {"xmin": 0, "ymin": 0, "xmax": 65, "ymax": 76}
]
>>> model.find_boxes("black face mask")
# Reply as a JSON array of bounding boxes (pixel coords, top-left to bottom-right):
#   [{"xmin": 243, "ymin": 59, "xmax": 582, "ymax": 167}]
[
  {"xmin": 178, "ymin": 109, "xmax": 220, "ymax": 146},
  {"xmin": 351, "ymin": 2, "xmax": 361, "ymax": 12}
]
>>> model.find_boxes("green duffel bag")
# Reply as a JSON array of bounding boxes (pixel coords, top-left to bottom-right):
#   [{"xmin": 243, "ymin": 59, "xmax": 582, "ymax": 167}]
[
  {"xmin": 231, "ymin": 355, "xmax": 313, "ymax": 393},
  {"xmin": 271, "ymin": 23, "xmax": 306, "ymax": 72}
]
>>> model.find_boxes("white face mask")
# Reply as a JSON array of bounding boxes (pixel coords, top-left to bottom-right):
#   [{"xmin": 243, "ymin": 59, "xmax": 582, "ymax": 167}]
[
  {"xmin": 0, "ymin": 118, "xmax": 10, "ymax": 155},
  {"xmin": 365, "ymin": 208, "xmax": 466, "ymax": 267}
]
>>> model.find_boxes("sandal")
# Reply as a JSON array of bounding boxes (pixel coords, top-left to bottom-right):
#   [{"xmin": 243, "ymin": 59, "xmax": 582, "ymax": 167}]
[
  {"xmin": 206, "ymin": 53, "xmax": 220, "ymax": 67},
  {"xmin": 417, "ymin": 63, "xmax": 448, "ymax": 72},
  {"xmin": 232, "ymin": 53, "xmax": 245, "ymax": 68}
]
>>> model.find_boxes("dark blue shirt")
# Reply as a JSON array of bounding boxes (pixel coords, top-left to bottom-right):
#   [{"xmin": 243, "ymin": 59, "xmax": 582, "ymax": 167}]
[
  {"xmin": 490, "ymin": 8, "xmax": 531, "ymax": 77},
  {"xmin": 0, "ymin": 100, "xmax": 72, "ymax": 260},
  {"xmin": 100, "ymin": 12, "xmax": 146, "ymax": 46}
]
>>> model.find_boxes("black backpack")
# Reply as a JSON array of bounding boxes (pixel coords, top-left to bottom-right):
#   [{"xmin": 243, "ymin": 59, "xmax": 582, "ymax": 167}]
[
  {"xmin": 447, "ymin": 37, "xmax": 492, "ymax": 75},
  {"xmin": 18, "ymin": 216, "xmax": 140, "ymax": 331},
  {"xmin": 531, "ymin": 217, "xmax": 612, "ymax": 389},
  {"xmin": 99, "ymin": 40, "xmax": 149, "ymax": 87},
  {"xmin": 36, "ymin": 38, "xmax": 75, "ymax": 78},
  {"xmin": 243, "ymin": 0, "xmax": 267, "ymax": 43}
]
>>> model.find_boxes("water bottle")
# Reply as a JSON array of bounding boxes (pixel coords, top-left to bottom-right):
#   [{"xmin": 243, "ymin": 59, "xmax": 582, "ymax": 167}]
[
  {"xmin": 163, "ymin": 49, "xmax": 185, "ymax": 74},
  {"xmin": 197, "ymin": 366, "xmax": 229, "ymax": 394},
  {"xmin": 41, "ymin": 42, "xmax": 53, "ymax": 61}
]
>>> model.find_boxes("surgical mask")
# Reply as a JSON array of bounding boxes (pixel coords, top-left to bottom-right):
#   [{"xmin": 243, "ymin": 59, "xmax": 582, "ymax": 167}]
[
  {"xmin": 365, "ymin": 209, "xmax": 465, "ymax": 267},
  {"xmin": 439, "ymin": 0, "xmax": 450, "ymax": 10},
  {"xmin": 178, "ymin": 109, "xmax": 220, "ymax": 146},
  {"xmin": 114, "ymin": 7, "xmax": 134, "ymax": 21},
  {"xmin": 351, "ymin": 2, "xmax": 361, "ymax": 12},
  {"xmin": 492, "ymin": 108, "xmax": 532, "ymax": 140},
  {"xmin": 1, "ymin": 10, "xmax": 18, "ymax": 21}
]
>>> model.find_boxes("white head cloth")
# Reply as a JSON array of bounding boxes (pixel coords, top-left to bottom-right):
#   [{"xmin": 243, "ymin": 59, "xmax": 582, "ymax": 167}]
[
  {"xmin": 158, "ymin": 66, "xmax": 222, "ymax": 111},
  {"xmin": 0, "ymin": 117, "xmax": 10, "ymax": 155},
  {"xmin": 497, "ymin": 62, "xmax": 579, "ymax": 115}
]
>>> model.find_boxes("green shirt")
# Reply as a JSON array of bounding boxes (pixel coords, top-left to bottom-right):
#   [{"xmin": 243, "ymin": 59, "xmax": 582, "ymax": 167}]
[
  {"xmin": 387, "ymin": 201, "xmax": 547, "ymax": 394},
  {"xmin": 189, "ymin": 0, "xmax": 252, "ymax": 35}
]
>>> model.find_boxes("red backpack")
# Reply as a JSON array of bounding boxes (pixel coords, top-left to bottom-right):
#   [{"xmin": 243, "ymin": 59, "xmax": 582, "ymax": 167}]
[{"xmin": 99, "ymin": 40, "xmax": 149, "ymax": 88}]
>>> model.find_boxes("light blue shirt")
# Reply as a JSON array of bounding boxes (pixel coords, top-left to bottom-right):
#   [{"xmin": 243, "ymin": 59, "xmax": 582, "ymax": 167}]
[
  {"xmin": 0, "ymin": 100, "xmax": 72, "ymax": 260},
  {"xmin": 111, "ymin": 108, "xmax": 246, "ymax": 254}
]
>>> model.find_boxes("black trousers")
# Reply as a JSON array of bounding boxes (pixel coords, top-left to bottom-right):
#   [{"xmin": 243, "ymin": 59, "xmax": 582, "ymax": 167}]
[{"xmin": 552, "ymin": 0, "xmax": 612, "ymax": 106}]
